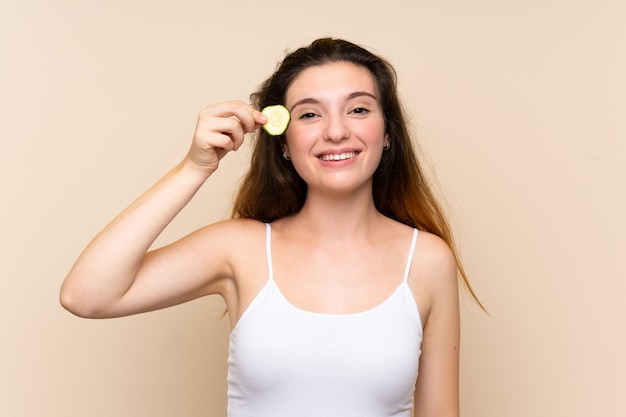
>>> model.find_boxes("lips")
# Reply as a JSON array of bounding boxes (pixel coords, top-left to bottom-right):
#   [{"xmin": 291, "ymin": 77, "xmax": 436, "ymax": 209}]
[{"xmin": 318, "ymin": 151, "xmax": 359, "ymax": 161}]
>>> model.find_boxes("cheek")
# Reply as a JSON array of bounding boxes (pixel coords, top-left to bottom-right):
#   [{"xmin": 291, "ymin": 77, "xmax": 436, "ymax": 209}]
[
  {"xmin": 356, "ymin": 121, "xmax": 386, "ymax": 144},
  {"xmin": 284, "ymin": 127, "xmax": 316, "ymax": 152}
]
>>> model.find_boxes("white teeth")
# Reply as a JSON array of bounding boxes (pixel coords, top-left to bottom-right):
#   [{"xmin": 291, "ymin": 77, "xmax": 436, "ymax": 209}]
[{"xmin": 320, "ymin": 152, "xmax": 358, "ymax": 161}]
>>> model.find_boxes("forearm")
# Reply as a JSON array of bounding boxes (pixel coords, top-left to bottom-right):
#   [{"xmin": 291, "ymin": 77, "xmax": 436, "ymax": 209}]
[{"xmin": 60, "ymin": 159, "xmax": 211, "ymax": 317}]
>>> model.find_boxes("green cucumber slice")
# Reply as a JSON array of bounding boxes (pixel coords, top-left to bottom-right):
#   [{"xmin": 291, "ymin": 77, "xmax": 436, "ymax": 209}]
[{"xmin": 261, "ymin": 105, "xmax": 290, "ymax": 136}]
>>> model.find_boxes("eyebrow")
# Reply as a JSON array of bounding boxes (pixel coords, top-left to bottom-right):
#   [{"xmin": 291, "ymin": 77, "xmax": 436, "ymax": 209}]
[{"xmin": 289, "ymin": 91, "xmax": 379, "ymax": 112}]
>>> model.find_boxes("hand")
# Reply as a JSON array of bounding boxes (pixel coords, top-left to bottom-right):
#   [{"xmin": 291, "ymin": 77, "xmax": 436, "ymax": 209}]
[{"xmin": 186, "ymin": 100, "xmax": 267, "ymax": 174}]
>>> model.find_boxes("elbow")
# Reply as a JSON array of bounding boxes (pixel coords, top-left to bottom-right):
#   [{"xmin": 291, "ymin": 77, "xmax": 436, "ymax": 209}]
[
  {"xmin": 59, "ymin": 284, "xmax": 104, "ymax": 319},
  {"xmin": 59, "ymin": 289, "xmax": 89, "ymax": 318}
]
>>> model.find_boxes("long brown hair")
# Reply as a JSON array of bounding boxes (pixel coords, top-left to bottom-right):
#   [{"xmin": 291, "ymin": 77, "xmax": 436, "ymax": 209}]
[{"xmin": 232, "ymin": 38, "xmax": 483, "ymax": 309}]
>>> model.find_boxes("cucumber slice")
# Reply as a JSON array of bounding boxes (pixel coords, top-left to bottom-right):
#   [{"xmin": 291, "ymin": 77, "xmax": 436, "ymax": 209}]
[{"xmin": 261, "ymin": 105, "xmax": 290, "ymax": 136}]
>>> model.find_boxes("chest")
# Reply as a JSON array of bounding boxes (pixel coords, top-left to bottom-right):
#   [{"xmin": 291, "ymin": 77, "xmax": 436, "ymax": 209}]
[{"xmin": 271, "ymin": 240, "xmax": 409, "ymax": 314}]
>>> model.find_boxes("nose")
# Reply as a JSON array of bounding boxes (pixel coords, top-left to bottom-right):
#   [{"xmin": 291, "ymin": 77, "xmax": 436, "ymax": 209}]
[{"xmin": 323, "ymin": 114, "xmax": 349, "ymax": 142}]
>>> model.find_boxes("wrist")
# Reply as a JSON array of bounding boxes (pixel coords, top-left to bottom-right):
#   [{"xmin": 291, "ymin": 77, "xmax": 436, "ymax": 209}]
[
  {"xmin": 178, "ymin": 156, "xmax": 216, "ymax": 182},
  {"xmin": 160, "ymin": 159, "xmax": 213, "ymax": 194}
]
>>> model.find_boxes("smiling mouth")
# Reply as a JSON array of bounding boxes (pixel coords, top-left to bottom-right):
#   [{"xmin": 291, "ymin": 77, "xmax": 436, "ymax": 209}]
[{"xmin": 319, "ymin": 152, "xmax": 359, "ymax": 161}]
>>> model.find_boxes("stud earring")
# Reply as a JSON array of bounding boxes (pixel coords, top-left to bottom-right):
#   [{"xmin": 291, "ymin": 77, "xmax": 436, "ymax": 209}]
[
  {"xmin": 282, "ymin": 151, "xmax": 291, "ymax": 160},
  {"xmin": 383, "ymin": 142, "xmax": 391, "ymax": 151}
]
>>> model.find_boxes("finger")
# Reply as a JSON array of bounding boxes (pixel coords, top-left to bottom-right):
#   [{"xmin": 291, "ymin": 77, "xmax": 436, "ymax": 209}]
[
  {"xmin": 254, "ymin": 109, "xmax": 268, "ymax": 128},
  {"xmin": 202, "ymin": 100, "xmax": 261, "ymax": 134},
  {"xmin": 196, "ymin": 116, "xmax": 245, "ymax": 151}
]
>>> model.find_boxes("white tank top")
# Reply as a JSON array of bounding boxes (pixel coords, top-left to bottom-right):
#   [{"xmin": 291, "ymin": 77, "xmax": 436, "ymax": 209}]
[{"xmin": 227, "ymin": 223, "xmax": 423, "ymax": 417}]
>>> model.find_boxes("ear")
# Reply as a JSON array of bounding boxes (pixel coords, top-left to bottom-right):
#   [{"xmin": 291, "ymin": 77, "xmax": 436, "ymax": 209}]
[
  {"xmin": 280, "ymin": 143, "xmax": 290, "ymax": 159},
  {"xmin": 384, "ymin": 133, "xmax": 390, "ymax": 147}
]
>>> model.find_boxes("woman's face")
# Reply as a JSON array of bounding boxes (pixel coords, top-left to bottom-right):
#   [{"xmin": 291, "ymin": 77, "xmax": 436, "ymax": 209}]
[{"xmin": 283, "ymin": 61, "xmax": 388, "ymax": 195}]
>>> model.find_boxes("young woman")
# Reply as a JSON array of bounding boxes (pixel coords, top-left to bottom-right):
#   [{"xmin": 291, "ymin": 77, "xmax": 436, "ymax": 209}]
[{"xmin": 61, "ymin": 38, "xmax": 478, "ymax": 417}]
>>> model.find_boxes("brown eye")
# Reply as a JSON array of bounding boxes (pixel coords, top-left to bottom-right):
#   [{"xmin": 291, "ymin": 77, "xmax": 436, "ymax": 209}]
[{"xmin": 351, "ymin": 107, "xmax": 370, "ymax": 115}]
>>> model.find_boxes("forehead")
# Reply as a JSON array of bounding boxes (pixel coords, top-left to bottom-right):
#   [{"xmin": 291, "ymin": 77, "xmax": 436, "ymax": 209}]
[{"xmin": 285, "ymin": 61, "xmax": 378, "ymax": 105}]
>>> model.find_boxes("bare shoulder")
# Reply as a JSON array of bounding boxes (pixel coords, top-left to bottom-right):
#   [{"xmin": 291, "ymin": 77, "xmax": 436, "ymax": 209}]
[
  {"xmin": 192, "ymin": 218, "xmax": 266, "ymax": 249},
  {"xmin": 413, "ymin": 231, "xmax": 458, "ymax": 279},
  {"xmin": 175, "ymin": 218, "xmax": 266, "ymax": 286},
  {"xmin": 198, "ymin": 217, "xmax": 265, "ymax": 233},
  {"xmin": 193, "ymin": 218, "xmax": 268, "ymax": 321},
  {"xmin": 409, "ymin": 231, "xmax": 459, "ymax": 323}
]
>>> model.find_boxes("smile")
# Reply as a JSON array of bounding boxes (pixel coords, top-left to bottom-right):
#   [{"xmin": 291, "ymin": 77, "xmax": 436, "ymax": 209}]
[{"xmin": 319, "ymin": 152, "xmax": 359, "ymax": 161}]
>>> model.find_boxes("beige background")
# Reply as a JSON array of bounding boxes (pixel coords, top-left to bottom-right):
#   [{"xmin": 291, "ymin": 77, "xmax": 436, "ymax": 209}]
[{"xmin": 1, "ymin": 0, "xmax": 624, "ymax": 416}]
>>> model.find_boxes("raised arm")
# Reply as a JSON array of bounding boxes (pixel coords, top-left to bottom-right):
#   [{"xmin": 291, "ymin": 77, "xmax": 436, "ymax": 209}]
[{"xmin": 60, "ymin": 101, "xmax": 266, "ymax": 318}]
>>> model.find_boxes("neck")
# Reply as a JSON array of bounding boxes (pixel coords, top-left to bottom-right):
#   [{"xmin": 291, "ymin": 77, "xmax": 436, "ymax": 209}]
[{"xmin": 288, "ymin": 186, "xmax": 383, "ymax": 242}]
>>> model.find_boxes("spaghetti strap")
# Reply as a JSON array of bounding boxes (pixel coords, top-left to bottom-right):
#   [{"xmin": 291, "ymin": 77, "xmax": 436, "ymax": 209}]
[
  {"xmin": 265, "ymin": 223, "xmax": 274, "ymax": 282},
  {"xmin": 402, "ymin": 229, "xmax": 419, "ymax": 284}
]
